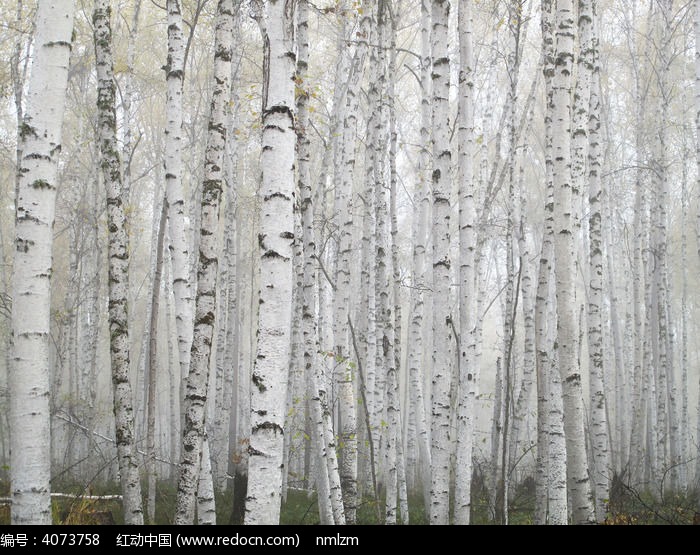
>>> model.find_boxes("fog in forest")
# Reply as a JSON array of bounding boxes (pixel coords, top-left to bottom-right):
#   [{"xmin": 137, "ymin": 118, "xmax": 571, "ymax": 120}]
[{"xmin": 1, "ymin": 0, "xmax": 699, "ymax": 525}]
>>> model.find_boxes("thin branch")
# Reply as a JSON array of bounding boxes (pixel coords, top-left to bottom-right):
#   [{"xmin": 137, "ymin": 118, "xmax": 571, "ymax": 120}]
[
  {"xmin": 480, "ymin": 278, "xmax": 511, "ymax": 320},
  {"xmin": 0, "ymin": 493, "xmax": 123, "ymax": 505},
  {"xmin": 315, "ymin": 253, "xmax": 336, "ymax": 291},
  {"xmin": 54, "ymin": 412, "xmax": 179, "ymax": 467},
  {"xmin": 403, "ymin": 62, "xmax": 421, "ymax": 86}
]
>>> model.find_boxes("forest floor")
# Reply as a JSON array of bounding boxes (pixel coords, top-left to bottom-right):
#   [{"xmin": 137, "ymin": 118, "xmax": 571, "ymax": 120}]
[{"xmin": 0, "ymin": 477, "xmax": 697, "ymax": 524}]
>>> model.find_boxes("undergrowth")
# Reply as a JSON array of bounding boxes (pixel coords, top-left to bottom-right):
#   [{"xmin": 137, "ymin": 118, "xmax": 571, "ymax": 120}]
[{"xmin": 0, "ymin": 474, "xmax": 697, "ymax": 524}]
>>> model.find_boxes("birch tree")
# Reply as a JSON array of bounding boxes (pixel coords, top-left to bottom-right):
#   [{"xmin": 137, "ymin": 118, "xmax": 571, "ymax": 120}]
[
  {"xmin": 175, "ymin": 0, "xmax": 232, "ymax": 525},
  {"xmin": 454, "ymin": 0, "xmax": 476, "ymax": 526},
  {"xmin": 120, "ymin": 0, "xmax": 141, "ymax": 214},
  {"xmin": 679, "ymin": 124, "xmax": 689, "ymax": 494},
  {"xmin": 362, "ymin": 3, "xmax": 381, "ymax": 494},
  {"xmin": 695, "ymin": 0, "xmax": 700, "ymax": 496},
  {"xmin": 536, "ymin": 0, "xmax": 567, "ymax": 527},
  {"xmin": 387, "ymin": 6, "xmax": 410, "ymax": 525},
  {"xmin": 296, "ymin": 0, "xmax": 344, "ymax": 523},
  {"xmin": 496, "ymin": 3, "xmax": 526, "ymax": 521},
  {"xmin": 212, "ymin": 1, "xmax": 242, "ymax": 493},
  {"xmin": 244, "ymin": 0, "xmax": 296, "ymax": 525},
  {"xmin": 94, "ymin": 0, "xmax": 144, "ymax": 525},
  {"xmin": 651, "ymin": 0, "xmax": 676, "ymax": 493},
  {"xmin": 585, "ymin": 0, "xmax": 610, "ymax": 521},
  {"xmin": 165, "ymin": 0, "xmax": 194, "ymax": 446},
  {"xmin": 552, "ymin": 0, "xmax": 595, "ymax": 524},
  {"xmin": 374, "ymin": 2, "xmax": 400, "ymax": 523},
  {"xmin": 227, "ymin": 14, "xmax": 250, "ymax": 519},
  {"xmin": 10, "ymin": 0, "xmax": 75, "ymax": 525},
  {"xmin": 334, "ymin": 1, "xmax": 370, "ymax": 523},
  {"xmin": 387, "ymin": 3, "xmax": 408, "ymax": 524},
  {"xmin": 406, "ymin": 0, "xmax": 432, "ymax": 511},
  {"xmin": 628, "ymin": 0, "xmax": 649, "ymax": 484},
  {"xmin": 430, "ymin": 0, "xmax": 453, "ymax": 526},
  {"xmin": 146, "ymin": 195, "xmax": 167, "ymax": 524},
  {"xmin": 535, "ymin": 1, "xmax": 568, "ymax": 510}
]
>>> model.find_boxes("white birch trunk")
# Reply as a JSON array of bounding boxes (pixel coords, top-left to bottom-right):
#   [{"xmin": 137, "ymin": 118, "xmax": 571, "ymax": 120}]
[
  {"xmin": 642, "ymin": 195, "xmax": 657, "ymax": 485},
  {"xmin": 10, "ymin": 0, "xmax": 75, "ymax": 526},
  {"xmin": 396, "ymin": 417, "xmax": 409, "ymax": 524},
  {"xmin": 333, "ymin": 6, "xmax": 370, "ymax": 524},
  {"xmin": 62, "ymin": 235, "xmax": 80, "ymax": 471},
  {"xmin": 512, "ymin": 203, "xmax": 536, "ymax": 478},
  {"xmin": 654, "ymin": 0, "xmax": 675, "ymax": 492},
  {"xmin": 226, "ymin": 22, "xmax": 247, "ymax": 524},
  {"xmin": 497, "ymin": 4, "xmax": 525, "ymax": 522},
  {"xmin": 244, "ymin": 0, "xmax": 296, "ymax": 525},
  {"xmin": 586, "ymin": 21, "xmax": 610, "ymax": 520},
  {"xmin": 318, "ymin": 374, "xmax": 346, "ymax": 524},
  {"xmin": 212, "ymin": 16, "xmax": 241, "ymax": 489},
  {"xmin": 120, "ymin": 0, "xmax": 141, "ymax": 212},
  {"xmin": 373, "ymin": 0, "xmax": 389, "ymax": 501},
  {"xmin": 370, "ymin": 0, "xmax": 399, "ymax": 525},
  {"xmin": 547, "ymin": 337, "xmax": 568, "ymax": 524},
  {"xmin": 630, "ymin": 163, "xmax": 646, "ymax": 479},
  {"xmin": 511, "ymin": 53, "xmax": 541, "ymax": 485},
  {"xmin": 0, "ymin": 216, "xmax": 10, "ymax": 467},
  {"xmin": 165, "ymin": 1, "xmax": 194, "ymax": 453},
  {"xmin": 571, "ymin": 0, "xmax": 593, "ymax": 250},
  {"xmin": 296, "ymin": 0, "xmax": 334, "ymax": 506},
  {"xmin": 94, "ymin": 0, "xmax": 144, "ymax": 525},
  {"xmin": 696, "ymin": 0, "xmax": 700, "ymax": 492},
  {"xmin": 363, "ymin": 6, "xmax": 384, "ymax": 494},
  {"xmin": 146, "ymin": 195, "xmax": 167, "ymax": 524},
  {"xmin": 490, "ymin": 351, "xmax": 504, "ymax": 520},
  {"xmin": 405, "ymin": 0, "xmax": 432, "ymax": 512},
  {"xmin": 296, "ymin": 0, "xmax": 343, "ymax": 523},
  {"xmin": 536, "ymin": 23, "xmax": 568, "ymax": 515},
  {"xmin": 197, "ymin": 436, "xmax": 216, "ymax": 524},
  {"xmin": 510, "ymin": 70, "xmax": 539, "ymax": 482},
  {"xmin": 283, "ymin": 203, "xmax": 304, "ymax": 499},
  {"xmin": 552, "ymin": 0, "xmax": 595, "ymax": 524},
  {"xmin": 322, "ymin": 378, "xmax": 346, "ymax": 524},
  {"xmin": 310, "ymin": 381, "xmax": 335, "ymax": 524},
  {"xmin": 454, "ymin": 0, "xmax": 476, "ymax": 526},
  {"xmin": 537, "ymin": 0, "xmax": 565, "ymax": 527},
  {"xmin": 534, "ymin": 239, "xmax": 552, "ymax": 524},
  {"xmin": 344, "ymin": 7, "xmax": 372, "ymax": 500},
  {"xmin": 165, "ymin": 254, "xmax": 180, "ymax": 481},
  {"xmin": 175, "ymin": 0, "xmax": 232, "ymax": 524},
  {"xmin": 309, "ymin": 376, "xmax": 333, "ymax": 526},
  {"xmin": 212, "ymin": 73, "xmax": 237, "ymax": 491},
  {"xmin": 602, "ymin": 150, "xmax": 626, "ymax": 473},
  {"xmin": 628, "ymin": 1, "xmax": 653, "ymax": 484},
  {"xmin": 388, "ymin": 12, "xmax": 404, "ymax": 507},
  {"xmin": 388, "ymin": 6, "xmax": 406, "ymax": 524},
  {"xmin": 429, "ymin": 0, "xmax": 453, "ymax": 526},
  {"xmin": 360, "ymin": 106, "xmax": 378, "ymax": 496},
  {"xmin": 534, "ymin": 34, "xmax": 555, "ymax": 517},
  {"xmin": 679, "ymin": 133, "xmax": 689, "ymax": 493},
  {"xmin": 284, "ymin": 91, "xmax": 308, "ymax": 492},
  {"xmin": 231, "ymin": 210, "xmax": 250, "ymax": 521}
]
